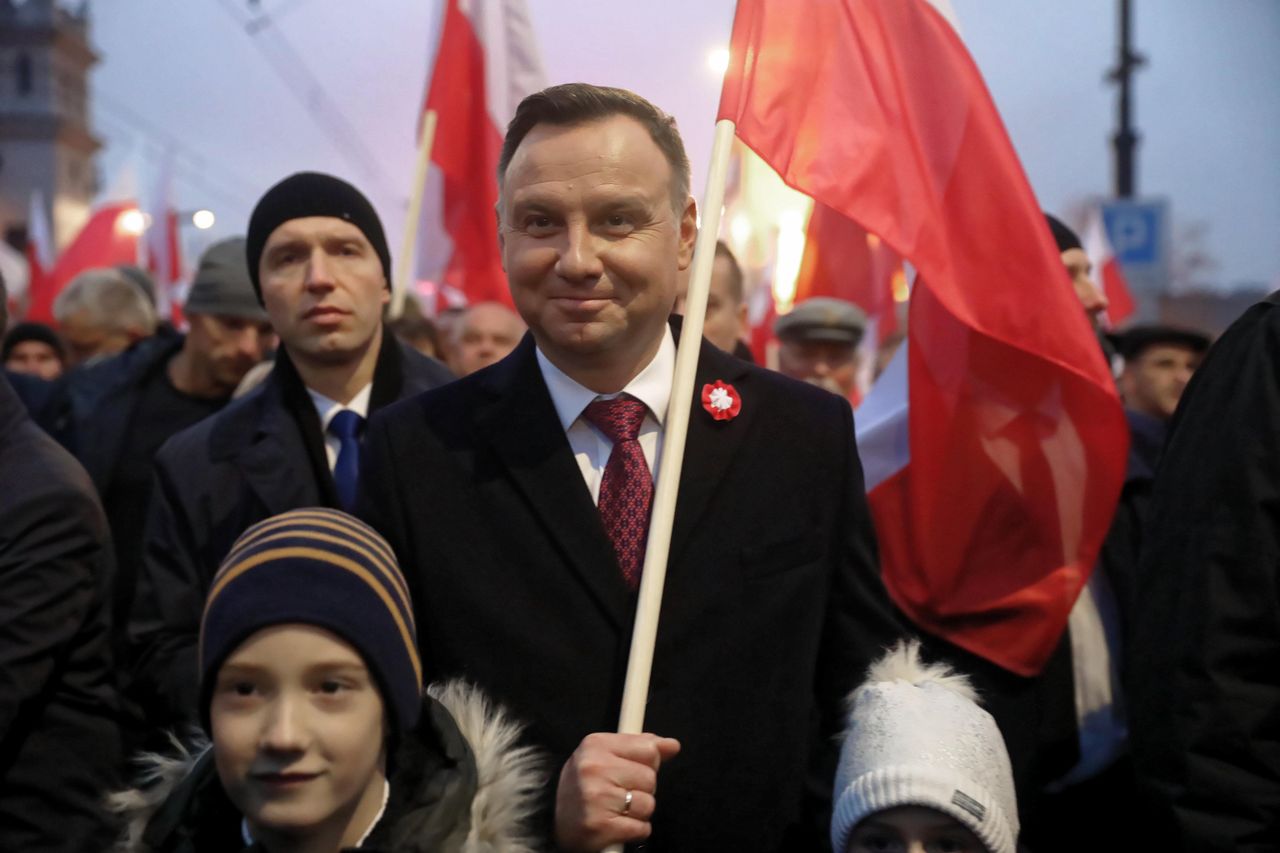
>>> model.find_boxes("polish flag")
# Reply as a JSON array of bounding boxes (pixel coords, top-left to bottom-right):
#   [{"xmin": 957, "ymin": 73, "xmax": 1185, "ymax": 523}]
[
  {"xmin": 1083, "ymin": 205, "xmax": 1136, "ymax": 326},
  {"xmin": 415, "ymin": 0, "xmax": 545, "ymax": 309},
  {"xmin": 719, "ymin": 0, "xmax": 1129, "ymax": 675},
  {"xmin": 20, "ymin": 190, "xmax": 55, "ymax": 320},
  {"xmin": 794, "ymin": 203, "xmax": 904, "ymax": 340},
  {"xmin": 142, "ymin": 146, "xmax": 184, "ymax": 324}
]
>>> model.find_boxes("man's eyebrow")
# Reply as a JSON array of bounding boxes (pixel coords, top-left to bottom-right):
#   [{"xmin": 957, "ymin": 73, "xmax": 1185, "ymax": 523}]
[{"xmin": 263, "ymin": 238, "xmax": 307, "ymax": 257}]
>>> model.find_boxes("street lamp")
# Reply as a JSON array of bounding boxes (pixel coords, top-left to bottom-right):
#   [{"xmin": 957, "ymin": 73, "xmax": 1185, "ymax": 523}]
[{"xmin": 191, "ymin": 209, "xmax": 216, "ymax": 230}]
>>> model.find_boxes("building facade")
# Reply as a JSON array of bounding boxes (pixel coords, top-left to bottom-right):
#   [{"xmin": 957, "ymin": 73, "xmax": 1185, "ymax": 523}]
[{"xmin": 0, "ymin": 0, "xmax": 99, "ymax": 250}]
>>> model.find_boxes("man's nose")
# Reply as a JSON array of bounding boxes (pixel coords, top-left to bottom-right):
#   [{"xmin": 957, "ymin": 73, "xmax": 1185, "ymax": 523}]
[
  {"xmin": 1078, "ymin": 274, "xmax": 1109, "ymax": 317},
  {"xmin": 555, "ymin": 222, "xmax": 605, "ymax": 282},
  {"xmin": 304, "ymin": 248, "xmax": 336, "ymax": 289},
  {"xmin": 237, "ymin": 328, "xmax": 265, "ymax": 360}
]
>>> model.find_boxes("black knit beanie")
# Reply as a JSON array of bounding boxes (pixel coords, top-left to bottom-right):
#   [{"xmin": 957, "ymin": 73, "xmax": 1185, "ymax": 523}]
[
  {"xmin": 199, "ymin": 508, "xmax": 422, "ymax": 734},
  {"xmin": 1044, "ymin": 213, "xmax": 1082, "ymax": 253},
  {"xmin": 2, "ymin": 322, "xmax": 65, "ymax": 363},
  {"xmin": 245, "ymin": 172, "xmax": 392, "ymax": 300}
]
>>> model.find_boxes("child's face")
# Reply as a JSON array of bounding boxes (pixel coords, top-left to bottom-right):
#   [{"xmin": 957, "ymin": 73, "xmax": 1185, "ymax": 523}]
[
  {"xmin": 211, "ymin": 624, "xmax": 387, "ymax": 846},
  {"xmin": 848, "ymin": 805, "xmax": 987, "ymax": 853}
]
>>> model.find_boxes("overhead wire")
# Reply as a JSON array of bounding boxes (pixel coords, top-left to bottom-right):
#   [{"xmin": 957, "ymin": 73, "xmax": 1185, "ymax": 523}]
[{"xmin": 213, "ymin": 0, "xmax": 399, "ymax": 200}]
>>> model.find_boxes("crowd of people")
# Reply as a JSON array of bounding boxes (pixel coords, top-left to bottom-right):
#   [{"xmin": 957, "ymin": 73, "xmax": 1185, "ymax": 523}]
[{"xmin": 0, "ymin": 82, "xmax": 1266, "ymax": 852}]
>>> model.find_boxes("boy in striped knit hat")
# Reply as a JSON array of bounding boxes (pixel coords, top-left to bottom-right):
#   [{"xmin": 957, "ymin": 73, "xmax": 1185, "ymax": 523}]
[{"xmin": 111, "ymin": 508, "xmax": 543, "ymax": 852}]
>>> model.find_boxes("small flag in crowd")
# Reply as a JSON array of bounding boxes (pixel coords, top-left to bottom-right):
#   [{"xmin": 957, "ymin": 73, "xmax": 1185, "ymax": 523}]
[{"xmin": 415, "ymin": 0, "xmax": 545, "ymax": 309}]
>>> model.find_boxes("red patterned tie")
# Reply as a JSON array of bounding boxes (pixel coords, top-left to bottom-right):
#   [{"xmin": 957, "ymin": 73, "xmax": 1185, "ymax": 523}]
[{"xmin": 582, "ymin": 396, "xmax": 653, "ymax": 590}]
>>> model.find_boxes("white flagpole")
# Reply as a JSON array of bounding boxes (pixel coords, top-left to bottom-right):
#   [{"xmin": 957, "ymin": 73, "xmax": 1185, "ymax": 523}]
[
  {"xmin": 390, "ymin": 109, "xmax": 438, "ymax": 320},
  {"xmin": 602, "ymin": 117, "xmax": 738, "ymax": 853}
]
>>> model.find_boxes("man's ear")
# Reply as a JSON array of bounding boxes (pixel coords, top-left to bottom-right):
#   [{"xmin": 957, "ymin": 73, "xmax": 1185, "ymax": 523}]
[{"xmin": 677, "ymin": 196, "xmax": 698, "ymax": 270}]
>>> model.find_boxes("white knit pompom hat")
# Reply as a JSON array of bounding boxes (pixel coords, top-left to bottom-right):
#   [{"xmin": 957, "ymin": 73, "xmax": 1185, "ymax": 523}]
[{"xmin": 830, "ymin": 640, "xmax": 1018, "ymax": 853}]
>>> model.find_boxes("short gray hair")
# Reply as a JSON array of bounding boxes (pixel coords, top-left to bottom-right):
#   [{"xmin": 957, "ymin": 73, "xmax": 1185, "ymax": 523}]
[{"xmin": 54, "ymin": 268, "xmax": 157, "ymax": 335}]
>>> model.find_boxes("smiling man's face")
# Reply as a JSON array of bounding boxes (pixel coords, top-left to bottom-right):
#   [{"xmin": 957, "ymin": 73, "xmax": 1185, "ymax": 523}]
[{"xmin": 498, "ymin": 114, "xmax": 696, "ymax": 383}]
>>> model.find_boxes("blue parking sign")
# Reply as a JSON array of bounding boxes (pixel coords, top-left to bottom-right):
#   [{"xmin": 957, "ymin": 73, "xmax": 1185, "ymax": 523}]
[{"xmin": 1101, "ymin": 200, "xmax": 1167, "ymax": 269}]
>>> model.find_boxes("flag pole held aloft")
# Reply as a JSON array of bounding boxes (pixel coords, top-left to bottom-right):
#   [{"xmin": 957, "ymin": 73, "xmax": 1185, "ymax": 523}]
[
  {"xmin": 391, "ymin": 108, "xmax": 437, "ymax": 321},
  {"xmin": 601, "ymin": 117, "xmax": 737, "ymax": 853}
]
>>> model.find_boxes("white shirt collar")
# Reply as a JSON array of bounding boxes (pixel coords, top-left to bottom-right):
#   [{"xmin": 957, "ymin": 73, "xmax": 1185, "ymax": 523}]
[
  {"xmin": 536, "ymin": 326, "xmax": 675, "ymax": 430},
  {"xmin": 307, "ymin": 381, "xmax": 374, "ymax": 431}
]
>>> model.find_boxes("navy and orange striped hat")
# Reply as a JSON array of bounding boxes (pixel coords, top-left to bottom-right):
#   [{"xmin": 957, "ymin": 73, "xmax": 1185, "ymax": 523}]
[{"xmin": 199, "ymin": 508, "xmax": 422, "ymax": 733}]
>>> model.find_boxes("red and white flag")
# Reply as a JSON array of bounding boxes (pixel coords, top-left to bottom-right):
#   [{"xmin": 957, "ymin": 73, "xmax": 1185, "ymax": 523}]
[
  {"xmin": 18, "ymin": 190, "xmax": 55, "ymax": 319},
  {"xmin": 794, "ymin": 204, "xmax": 904, "ymax": 340},
  {"xmin": 30, "ymin": 161, "xmax": 145, "ymax": 324},
  {"xmin": 415, "ymin": 0, "xmax": 545, "ymax": 309},
  {"xmin": 1082, "ymin": 205, "xmax": 1136, "ymax": 326},
  {"xmin": 142, "ymin": 145, "xmax": 184, "ymax": 325},
  {"xmin": 719, "ymin": 0, "xmax": 1129, "ymax": 675}
]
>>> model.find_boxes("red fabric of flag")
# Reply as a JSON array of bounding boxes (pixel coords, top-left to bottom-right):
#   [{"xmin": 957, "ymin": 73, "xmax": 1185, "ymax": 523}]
[
  {"xmin": 421, "ymin": 0, "xmax": 510, "ymax": 307},
  {"xmin": 719, "ymin": 0, "xmax": 1128, "ymax": 675},
  {"xmin": 27, "ymin": 203, "xmax": 140, "ymax": 324},
  {"xmin": 794, "ymin": 202, "xmax": 903, "ymax": 338}
]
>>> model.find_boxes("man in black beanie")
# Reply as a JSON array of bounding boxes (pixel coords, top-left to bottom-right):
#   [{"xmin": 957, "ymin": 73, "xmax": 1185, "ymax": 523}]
[
  {"xmin": 1045, "ymin": 213, "xmax": 1109, "ymax": 328},
  {"xmin": 128, "ymin": 172, "xmax": 453, "ymax": 738}
]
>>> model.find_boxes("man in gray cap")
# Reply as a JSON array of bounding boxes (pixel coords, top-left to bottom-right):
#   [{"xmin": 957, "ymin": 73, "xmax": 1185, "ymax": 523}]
[
  {"xmin": 63, "ymin": 239, "xmax": 274, "ymax": 662},
  {"xmin": 774, "ymin": 296, "xmax": 867, "ymax": 399}
]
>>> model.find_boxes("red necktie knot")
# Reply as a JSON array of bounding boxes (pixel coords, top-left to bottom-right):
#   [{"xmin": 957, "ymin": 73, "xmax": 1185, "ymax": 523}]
[{"xmin": 583, "ymin": 396, "xmax": 648, "ymax": 443}]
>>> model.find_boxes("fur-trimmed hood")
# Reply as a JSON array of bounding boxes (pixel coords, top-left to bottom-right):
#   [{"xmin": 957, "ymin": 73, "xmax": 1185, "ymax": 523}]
[{"xmin": 109, "ymin": 680, "xmax": 544, "ymax": 852}]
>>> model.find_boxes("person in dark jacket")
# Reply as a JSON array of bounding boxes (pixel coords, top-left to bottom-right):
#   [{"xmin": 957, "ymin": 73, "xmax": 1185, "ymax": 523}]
[
  {"xmin": 359, "ymin": 84, "xmax": 902, "ymax": 852},
  {"xmin": 61, "ymin": 238, "xmax": 274, "ymax": 653},
  {"xmin": 0, "ymin": 369, "xmax": 122, "ymax": 850},
  {"xmin": 128, "ymin": 173, "xmax": 453, "ymax": 738},
  {"xmin": 111, "ymin": 509, "xmax": 542, "ymax": 853},
  {"xmin": 1127, "ymin": 293, "xmax": 1280, "ymax": 851}
]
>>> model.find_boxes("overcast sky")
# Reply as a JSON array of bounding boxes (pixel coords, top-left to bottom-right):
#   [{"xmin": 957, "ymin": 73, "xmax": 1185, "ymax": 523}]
[{"xmin": 89, "ymin": 0, "xmax": 1279, "ymax": 290}]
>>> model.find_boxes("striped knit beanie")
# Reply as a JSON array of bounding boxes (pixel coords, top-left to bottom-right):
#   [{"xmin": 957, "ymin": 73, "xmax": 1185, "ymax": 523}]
[
  {"xmin": 199, "ymin": 508, "xmax": 422, "ymax": 733},
  {"xmin": 831, "ymin": 641, "xmax": 1018, "ymax": 853}
]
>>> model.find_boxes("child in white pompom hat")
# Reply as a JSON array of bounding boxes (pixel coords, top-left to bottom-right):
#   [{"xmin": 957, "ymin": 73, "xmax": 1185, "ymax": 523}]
[{"xmin": 831, "ymin": 640, "xmax": 1019, "ymax": 853}]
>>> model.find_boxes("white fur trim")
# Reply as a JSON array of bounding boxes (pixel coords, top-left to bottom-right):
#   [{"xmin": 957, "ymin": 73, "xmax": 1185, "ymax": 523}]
[
  {"xmin": 107, "ymin": 732, "xmax": 210, "ymax": 853},
  {"xmin": 430, "ymin": 680, "xmax": 545, "ymax": 853}
]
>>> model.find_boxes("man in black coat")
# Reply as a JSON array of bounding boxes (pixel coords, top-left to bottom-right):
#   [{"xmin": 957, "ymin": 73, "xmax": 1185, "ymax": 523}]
[
  {"xmin": 57, "ymin": 238, "xmax": 274, "ymax": 647},
  {"xmin": 0, "ymin": 367, "xmax": 121, "ymax": 849},
  {"xmin": 359, "ymin": 84, "xmax": 901, "ymax": 852},
  {"xmin": 127, "ymin": 173, "xmax": 453, "ymax": 735},
  {"xmin": 1128, "ymin": 293, "xmax": 1280, "ymax": 851}
]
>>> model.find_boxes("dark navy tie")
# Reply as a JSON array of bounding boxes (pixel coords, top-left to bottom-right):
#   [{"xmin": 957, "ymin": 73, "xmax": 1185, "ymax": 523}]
[{"xmin": 328, "ymin": 409, "xmax": 364, "ymax": 512}]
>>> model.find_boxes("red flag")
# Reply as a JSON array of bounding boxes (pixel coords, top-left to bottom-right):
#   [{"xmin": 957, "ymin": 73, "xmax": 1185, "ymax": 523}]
[
  {"xmin": 1083, "ymin": 205, "xmax": 1136, "ymax": 326},
  {"xmin": 418, "ymin": 0, "xmax": 544, "ymax": 307},
  {"xmin": 719, "ymin": 0, "xmax": 1128, "ymax": 675},
  {"xmin": 794, "ymin": 203, "xmax": 904, "ymax": 338},
  {"xmin": 27, "ymin": 202, "xmax": 142, "ymax": 324}
]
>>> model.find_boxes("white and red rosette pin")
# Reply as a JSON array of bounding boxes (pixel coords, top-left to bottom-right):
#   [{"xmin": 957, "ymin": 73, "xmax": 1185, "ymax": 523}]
[{"xmin": 701, "ymin": 380, "xmax": 742, "ymax": 422}]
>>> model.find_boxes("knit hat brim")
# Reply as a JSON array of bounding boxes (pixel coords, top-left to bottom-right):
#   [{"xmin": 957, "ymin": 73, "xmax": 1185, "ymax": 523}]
[{"xmin": 831, "ymin": 765, "xmax": 1015, "ymax": 853}]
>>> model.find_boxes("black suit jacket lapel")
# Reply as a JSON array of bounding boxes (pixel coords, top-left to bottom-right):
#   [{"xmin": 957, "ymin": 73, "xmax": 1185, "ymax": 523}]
[
  {"xmin": 473, "ymin": 336, "xmax": 634, "ymax": 629},
  {"xmin": 233, "ymin": 376, "xmax": 327, "ymax": 515},
  {"xmin": 669, "ymin": 336, "xmax": 754, "ymax": 563}
]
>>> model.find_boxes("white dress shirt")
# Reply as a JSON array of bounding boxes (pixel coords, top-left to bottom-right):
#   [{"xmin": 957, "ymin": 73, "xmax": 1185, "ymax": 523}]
[
  {"xmin": 306, "ymin": 382, "xmax": 373, "ymax": 472},
  {"xmin": 535, "ymin": 328, "xmax": 675, "ymax": 504}
]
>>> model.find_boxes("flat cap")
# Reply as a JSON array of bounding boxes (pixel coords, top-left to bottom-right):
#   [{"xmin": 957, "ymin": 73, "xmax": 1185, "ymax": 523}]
[
  {"xmin": 775, "ymin": 297, "xmax": 868, "ymax": 346},
  {"xmin": 1109, "ymin": 324, "xmax": 1211, "ymax": 361}
]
